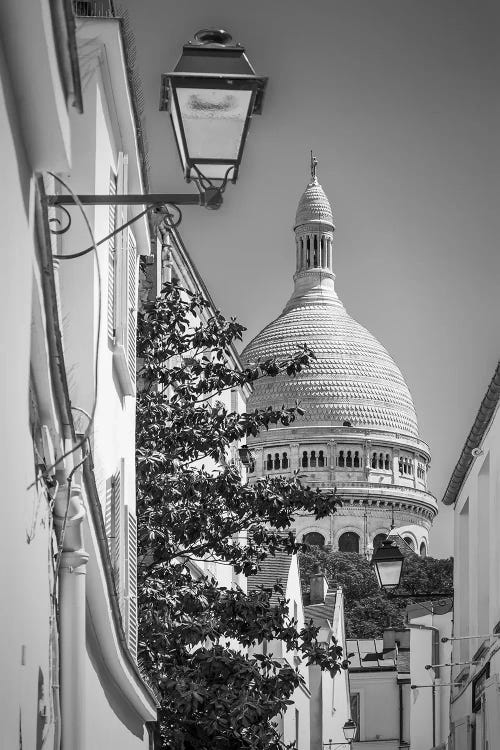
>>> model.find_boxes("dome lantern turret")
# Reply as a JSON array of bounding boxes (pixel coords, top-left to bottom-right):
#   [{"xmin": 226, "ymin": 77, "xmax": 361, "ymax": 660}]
[{"xmin": 294, "ymin": 154, "xmax": 335, "ymax": 277}]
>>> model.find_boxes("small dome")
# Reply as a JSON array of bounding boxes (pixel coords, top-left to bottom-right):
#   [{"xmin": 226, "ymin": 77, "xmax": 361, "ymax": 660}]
[{"xmin": 295, "ymin": 178, "xmax": 334, "ymax": 228}]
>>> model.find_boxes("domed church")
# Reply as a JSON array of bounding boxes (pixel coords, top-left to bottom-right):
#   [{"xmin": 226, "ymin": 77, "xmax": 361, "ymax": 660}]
[{"xmin": 242, "ymin": 158, "xmax": 437, "ymax": 557}]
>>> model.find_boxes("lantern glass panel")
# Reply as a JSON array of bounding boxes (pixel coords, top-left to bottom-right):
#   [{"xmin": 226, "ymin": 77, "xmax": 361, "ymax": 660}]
[
  {"xmin": 374, "ymin": 558, "xmax": 403, "ymax": 590},
  {"xmin": 176, "ymin": 87, "xmax": 253, "ymax": 177}
]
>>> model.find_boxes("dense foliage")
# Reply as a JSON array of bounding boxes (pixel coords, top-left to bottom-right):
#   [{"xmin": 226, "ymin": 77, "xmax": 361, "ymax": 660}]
[
  {"xmin": 136, "ymin": 282, "xmax": 345, "ymax": 750},
  {"xmin": 299, "ymin": 547, "xmax": 453, "ymax": 638}
]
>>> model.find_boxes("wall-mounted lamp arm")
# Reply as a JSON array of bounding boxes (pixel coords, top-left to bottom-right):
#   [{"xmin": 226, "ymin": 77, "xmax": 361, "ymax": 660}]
[{"xmin": 46, "ymin": 187, "xmax": 223, "ymax": 210}]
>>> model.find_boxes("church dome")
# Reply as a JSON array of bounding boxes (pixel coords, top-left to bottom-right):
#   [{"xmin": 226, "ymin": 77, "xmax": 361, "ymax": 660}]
[
  {"xmin": 242, "ymin": 298, "xmax": 418, "ymax": 436},
  {"xmin": 242, "ymin": 158, "xmax": 419, "ymax": 438}
]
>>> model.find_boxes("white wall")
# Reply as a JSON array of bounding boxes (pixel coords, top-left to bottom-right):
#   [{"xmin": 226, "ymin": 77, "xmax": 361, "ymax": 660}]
[{"xmin": 450, "ymin": 400, "xmax": 500, "ymax": 750}]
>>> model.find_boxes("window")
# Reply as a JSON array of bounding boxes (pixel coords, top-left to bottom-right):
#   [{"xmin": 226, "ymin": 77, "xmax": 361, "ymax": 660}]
[
  {"xmin": 346, "ymin": 450, "xmax": 352, "ymax": 468},
  {"xmin": 350, "ymin": 694, "xmax": 360, "ymax": 740},
  {"xmin": 274, "ymin": 453, "xmax": 281, "ymax": 470},
  {"xmin": 282, "ymin": 452, "xmax": 289, "ymax": 469},
  {"xmin": 318, "ymin": 450, "xmax": 325, "ymax": 467},
  {"xmin": 302, "ymin": 451, "xmax": 308, "ymax": 468},
  {"xmin": 420, "ymin": 541, "xmax": 427, "ymax": 557},
  {"xmin": 378, "ymin": 452, "xmax": 384, "ymax": 469},
  {"xmin": 338, "ymin": 450, "xmax": 345, "ymax": 467},
  {"xmin": 353, "ymin": 451, "xmax": 360, "ymax": 468},
  {"xmin": 385, "ymin": 454, "xmax": 390, "ymax": 470},
  {"xmin": 310, "ymin": 450, "xmax": 317, "ymax": 467},
  {"xmin": 339, "ymin": 532, "xmax": 359, "ymax": 553},
  {"xmin": 266, "ymin": 454, "xmax": 273, "ymax": 470},
  {"xmin": 373, "ymin": 533, "xmax": 386, "ymax": 554},
  {"xmin": 304, "ymin": 532, "xmax": 325, "ymax": 547},
  {"xmin": 403, "ymin": 536, "xmax": 415, "ymax": 551},
  {"xmin": 371, "ymin": 452, "xmax": 377, "ymax": 469}
]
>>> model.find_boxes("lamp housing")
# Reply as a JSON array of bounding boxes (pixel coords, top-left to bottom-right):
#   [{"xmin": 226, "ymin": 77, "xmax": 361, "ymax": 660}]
[
  {"xmin": 160, "ymin": 29, "xmax": 268, "ymax": 184},
  {"xmin": 343, "ymin": 719, "xmax": 357, "ymax": 742},
  {"xmin": 371, "ymin": 536, "xmax": 404, "ymax": 591}
]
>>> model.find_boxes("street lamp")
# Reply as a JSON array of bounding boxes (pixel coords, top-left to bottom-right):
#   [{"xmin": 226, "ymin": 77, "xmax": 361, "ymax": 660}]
[
  {"xmin": 343, "ymin": 718, "xmax": 357, "ymax": 742},
  {"xmin": 322, "ymin": 720, "xmax": 358, "ymax": 749},
  {"xmin": 47, "ymin": 28, "xmax": 267, "ymax": 214},
  {"xmin": 371, "ymin": 535, "xmax": 452, "ymax": 600},
  {"xmin": 371, "ymin": 537, "xmax": 404, "ymax": 591},
  {"xmin": 160, "ymin": 28, "xmax": 267, "ymax": 187}
]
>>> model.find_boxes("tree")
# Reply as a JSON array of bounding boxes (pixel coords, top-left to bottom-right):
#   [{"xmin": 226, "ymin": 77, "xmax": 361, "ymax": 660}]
[
  {"xmin": 136, "ymin": 282, "xmax": 345, "ymax": 750},
  {"xmin": 299, "ymin": 547, "xmax": 453, "ymax": 638}
]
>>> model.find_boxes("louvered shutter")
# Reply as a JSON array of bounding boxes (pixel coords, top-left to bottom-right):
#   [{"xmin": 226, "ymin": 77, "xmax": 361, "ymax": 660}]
[
  {"xmin": 126, "ymin": 231, "xmax": 137, "ymax": 383},
  {"xmin": 105, "ymin": 475, "xmax": 114, "ymax": 557},
  {"xmin": 107, "ymin": 172, "xmax": 117, "ymax": 339},
  {"xmin": 125, "ymin": 509, "xmax": 138, "ymax": 658},
  {"xmin": 112, "ymin": 465, "xmax": 122, "ymax": 598}
]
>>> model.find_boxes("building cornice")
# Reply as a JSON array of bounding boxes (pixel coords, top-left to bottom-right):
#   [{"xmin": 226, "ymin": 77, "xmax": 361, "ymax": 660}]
[{"xmin": 442, "ymin": 361, "xmax": 500, "ymax": 506}]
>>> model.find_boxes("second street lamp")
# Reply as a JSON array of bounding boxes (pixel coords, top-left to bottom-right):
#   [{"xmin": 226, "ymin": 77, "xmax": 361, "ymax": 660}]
[{"xmin": 371, "ymin": 535, "xmax": 453, "ymax": 600}]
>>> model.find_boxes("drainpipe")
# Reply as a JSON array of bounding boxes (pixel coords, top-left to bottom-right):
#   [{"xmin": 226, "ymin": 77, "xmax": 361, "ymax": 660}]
[
  {"xmin": 432, "ymin": 685, "xmax": 436, "ymax": 748},
  {"xmin": 54, "ymin": 459, "xmax": 89, "ymax": 750},
  {"xmin": 398, "ymin": 682, "xmax": 403, "ymax": 745}
]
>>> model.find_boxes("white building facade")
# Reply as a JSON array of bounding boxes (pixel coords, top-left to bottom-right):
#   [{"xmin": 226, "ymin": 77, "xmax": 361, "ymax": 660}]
[
  {"xmin": 442, "ymin": 361, "xmax": 500, "ymax": 750},
  {"xmin": 242, "ymin": 161, "xmax": 437, "ymax": 556},
  {"xmin": 1, "ymin": 3, "xmax": 157, "ymax": 747}
]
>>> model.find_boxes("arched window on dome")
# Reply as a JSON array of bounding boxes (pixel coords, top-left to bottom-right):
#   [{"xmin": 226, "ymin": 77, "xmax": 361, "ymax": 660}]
[
  {"xmin": 310, "ymin": 450, "xmax": 317, "ymax": 467},
  {"xmin": 373, "ymin": 533, "xmax": 386, "ymax": 554},
  {"xmin": 346, "ymin": 450, "xmax": 353, "ymax": 468},
  {"xmin": 318, "ymin": 450, "xmax": 325, "ymax": 467},
  {"xmin": 353, "ymin": 451, "xmax": 360, "ymax": 468},
  {"xmin": 282, "ymin": 452, "xmax": 289, "ymax": 469},
  {"xmin": 274, "ymin": 453, "xmax": 281, "ymax": 470},
  {"xmin": 338, "ymin": 450, "xmax": 345, "ymax": 467},
  {"xmin": 302, "ymin": 451, "xmax": 308, "ymax": 468},
  {"xmin": 378, "ymin": 453, "xmax": 384, "ymax": 469},
  {"xmin": 403, "ymin": 536, "xmax": 415, "ymax": 551},
  {"xmin": 338, "ymin": 532, "xmax": 360, "ymax": 553},
  {"xmin": 385, "ymin": 454, "xmax": 390, "ymax": 470},
  {"xmin": 398, "ymin": 458, "xmax": 403, "ymax": 474},
  {"xmin": 304, "ymin": 532, "xmax": 325, "ymax": 548},
  {"xmin": 419, "ymin": 541, "xmax": 427, "ymax": 558},
  {"xmin": 266, "ymin": 454, "xmax": 273, "ymax": 471},
  {"xmin": 371, "ymin": 452, "xmax": 377, "ymax": 469}
]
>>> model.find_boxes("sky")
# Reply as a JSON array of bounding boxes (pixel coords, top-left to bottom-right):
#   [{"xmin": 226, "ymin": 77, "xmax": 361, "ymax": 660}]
[{"xmin": 120, "ymin": 0, "xmax": 500, "ymax": 556}]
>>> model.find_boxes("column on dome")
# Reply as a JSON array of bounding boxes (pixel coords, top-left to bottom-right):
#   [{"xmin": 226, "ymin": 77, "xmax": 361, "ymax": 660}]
[{"xmin": 295, "ymin": 224, "xmax": 335, "ymax": 274}]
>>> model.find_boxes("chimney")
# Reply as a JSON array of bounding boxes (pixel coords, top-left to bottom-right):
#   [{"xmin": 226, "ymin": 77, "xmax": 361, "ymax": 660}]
[{"xmin": 309, "ymin": 564, "xmax": 328, "ymax": 604}]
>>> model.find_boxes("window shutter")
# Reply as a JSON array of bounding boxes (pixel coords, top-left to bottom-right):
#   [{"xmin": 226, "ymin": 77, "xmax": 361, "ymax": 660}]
[
  {"xmin": 107, "ymin": 172, "xmax": 117, "ymax": 340},
  {"xmin": 125, "ymin": 509, "xmax": 138, "ymax": 658},
  {"xmin": 112, "ymin": 465, "xmax": 123, "ymax": 600},
  {"xmin": 126, "ymin": 231, "xmax": 137, "ymax": 383},
  {"xmin": 105, "ymin": 463, "xmax": 138, "ymax": 657}
]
